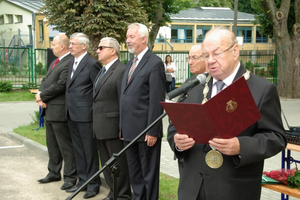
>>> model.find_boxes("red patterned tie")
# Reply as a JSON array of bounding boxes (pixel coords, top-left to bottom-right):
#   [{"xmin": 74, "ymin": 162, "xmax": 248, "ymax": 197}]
[
  {"xmin": 51, "ymin": 58, "xmax": 59, "ymax": 70},
  {"xmin": 127, "ymin": 56, "xmax": 138, "ymax": 83}
]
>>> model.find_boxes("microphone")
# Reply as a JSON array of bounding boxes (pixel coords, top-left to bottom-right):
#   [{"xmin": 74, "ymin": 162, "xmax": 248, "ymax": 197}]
[{"xmin": 166, "ymin": 74, "xmax": 206, "ymax": 100}]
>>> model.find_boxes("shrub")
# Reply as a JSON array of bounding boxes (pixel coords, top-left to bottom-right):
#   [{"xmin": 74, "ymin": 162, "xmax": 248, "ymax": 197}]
[
  {"xmin": 21, "ymin": 82, "xmax": 39, "ymax": 90},
  {"xmin": 36, "ymin": 62, "xmax": 46, "ymax": 75},
  {"xmin": 0, "ymin": 81, "xmax": 13, "ymax": 92}
]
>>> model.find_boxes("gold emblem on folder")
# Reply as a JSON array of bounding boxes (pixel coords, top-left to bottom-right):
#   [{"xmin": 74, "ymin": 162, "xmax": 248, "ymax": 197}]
[{"xmin": 226, "ymin": 100, "xmax": 237, "ymax": 113}]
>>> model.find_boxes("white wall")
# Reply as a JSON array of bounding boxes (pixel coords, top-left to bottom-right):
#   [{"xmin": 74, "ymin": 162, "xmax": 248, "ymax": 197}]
[{"xmin": 0, "ymin": 1, "xmax": 33, "ymax": 47}]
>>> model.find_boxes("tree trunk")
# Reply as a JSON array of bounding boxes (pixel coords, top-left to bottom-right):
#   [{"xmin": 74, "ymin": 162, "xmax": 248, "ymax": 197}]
[
  {"xmin": 88, "ymin": 35, "xmax": 101, "ymax": 60},
  {"xmin": 262, "ymin": 0, "xmax": 300, "ymax": 98},
  {"xmin": 148, "ymin": 1, "xmax": 164, "ymax": 50}
]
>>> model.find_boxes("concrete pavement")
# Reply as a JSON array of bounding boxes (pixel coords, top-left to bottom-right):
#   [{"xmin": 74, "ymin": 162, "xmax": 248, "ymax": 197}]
[{"xmin": 0, "ymin": 99, "xmax": 300, "ymax": 199}]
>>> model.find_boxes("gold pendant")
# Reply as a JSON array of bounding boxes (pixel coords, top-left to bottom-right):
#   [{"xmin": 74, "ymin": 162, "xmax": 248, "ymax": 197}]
[{"xmin": 205, "ymin": 149, "xmax": 223, "ymax": 169}]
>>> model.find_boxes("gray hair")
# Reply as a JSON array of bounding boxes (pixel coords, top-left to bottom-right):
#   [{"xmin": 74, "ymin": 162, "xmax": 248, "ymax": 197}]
[
  {"xmin": 128, "ymin": 23, "xmax": 149, "ymax": 44},
  {"xmin": 100, "ymin": 37, "xmax": 120, "ymax": 55},
  {"xmin": 190, "ymin": 44, "xmax": 202, "ymax": 52},
  {"xmin": 70, "ymin": 32, "xmax": 90, "ymax": 47}
]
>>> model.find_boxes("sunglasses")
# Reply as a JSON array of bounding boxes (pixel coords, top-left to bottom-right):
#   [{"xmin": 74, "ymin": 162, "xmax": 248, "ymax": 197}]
[{"xmin": 97, "ymin": 46, "xmax": 113, "ymax": 51}]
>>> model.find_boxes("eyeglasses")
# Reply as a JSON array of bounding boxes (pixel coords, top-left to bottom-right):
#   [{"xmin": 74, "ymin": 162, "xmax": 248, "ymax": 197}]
[
  {"xmin": 70, "ymin": 42, "xmax": 82, "ymax": 46},
  {"xmin": 186, "ymin": 55, "xmax": 203, "ymax": 62},
  {"xmin": 97, "ymin": 46, "xmax": 113, "ymax": 51},
  {"xmin": 202, "ymin": 43, "xmax": 236, "ymax": 60}
]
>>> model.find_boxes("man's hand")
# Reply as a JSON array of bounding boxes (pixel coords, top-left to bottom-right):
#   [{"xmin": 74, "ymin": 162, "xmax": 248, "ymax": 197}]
[
  {"xmin": 35, "ymin": 91, "xmax": 41, "ymax": 102},
  {"xmin": 37, "ymin": 100, "xmax": 47, "ymax": 108},
  {"xmin": 145, "ymin": 135, "xmax": 157, "ymax": 147},
  {"xmin": 174, "ymin": 133, "xmax": 195, "ymax": 151},
  {"xmin": 208, "ymin": 137, "xmax": 240, "ymax": 156}
]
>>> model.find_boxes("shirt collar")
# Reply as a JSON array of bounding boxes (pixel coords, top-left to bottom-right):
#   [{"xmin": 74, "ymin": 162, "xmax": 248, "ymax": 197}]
[{"xmin": 104, "ymin": 57, "xmax": 118, "ymax": 72}]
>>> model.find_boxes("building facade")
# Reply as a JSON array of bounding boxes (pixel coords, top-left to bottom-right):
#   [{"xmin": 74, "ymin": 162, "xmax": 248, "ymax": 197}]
[
  {"xmin": 0, "ymin": 0, "xmax": 55, "ymax": 49},
  {"xmin": 153, "ymin": 7, "xmax": 275, "ymax": 55}
]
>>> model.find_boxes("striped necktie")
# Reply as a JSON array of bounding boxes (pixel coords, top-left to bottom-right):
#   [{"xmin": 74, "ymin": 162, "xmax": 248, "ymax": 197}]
[{"xmin": 127, "ymin": 56, "xmax": 138, "ymax": 83}]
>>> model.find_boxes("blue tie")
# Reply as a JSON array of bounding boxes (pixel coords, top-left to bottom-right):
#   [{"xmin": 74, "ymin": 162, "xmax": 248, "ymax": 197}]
[{"xmin": 95, "ymin": 67, "xmax": 106, "ymax": 88}]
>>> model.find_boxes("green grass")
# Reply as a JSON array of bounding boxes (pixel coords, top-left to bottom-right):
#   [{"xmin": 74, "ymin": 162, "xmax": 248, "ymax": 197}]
[{"xmin": 0, "ymin": 90, "xmax": 35, "ymax": 102}]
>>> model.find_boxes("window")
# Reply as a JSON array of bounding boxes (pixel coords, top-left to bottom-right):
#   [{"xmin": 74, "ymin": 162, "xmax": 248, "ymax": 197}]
[
  {"xmin": 237, "ymin": 26, "xmax": 253, "ymax": 43},
  {"xmin": 39, "ymin": 20, "xmax": 44, "ymax": 42},
  {"xmin": 256, "ymin": 28, "xmax": 268, "ymax": 43},
  {"xmin": 14, "ymin": 15, "xmax": 23, "ymax": 23},
  {"xmin": 6, "ymin": 14, "xmax": 13, "ymax": 24},
  {"xmin": 196, "ymin": 25, "xmax": 211, "ymax": 43},
  {"xmin": 0, "ymin": 15, "xmax": 4, "ymax": 25},
  {"xmin": 171, "ymin": 25, "xmax": 193, "ymax": 43}
]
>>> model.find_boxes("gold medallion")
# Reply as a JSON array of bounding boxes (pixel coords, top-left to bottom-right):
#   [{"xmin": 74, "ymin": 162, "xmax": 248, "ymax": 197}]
[{"xmin": 205, "ymin": 149, "xmax": 223, "ymax": 169}]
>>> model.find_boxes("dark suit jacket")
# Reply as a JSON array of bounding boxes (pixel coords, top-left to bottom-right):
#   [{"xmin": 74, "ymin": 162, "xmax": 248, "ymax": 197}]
[
  {"xmin": 66, "ymin": 53, "xmax": 101, "ymax": 122},
  {"xmin": 167, "ymin": 65, "xmax": 287, "ymax": 200},
  {"xmin": 93, "ymin": 59, "xmax": 125, "ymax": 140},
  {"xmin": 39, "ymin": 53, "xmax": 73, "ymax": 121},
  {"xmin": 120, "ymin": 49, "xmax": 165, "ymax": 142}
]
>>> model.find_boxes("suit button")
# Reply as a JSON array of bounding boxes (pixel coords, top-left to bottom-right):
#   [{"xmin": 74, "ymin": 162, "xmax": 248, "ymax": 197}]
[{"xmin": 199, "ymin": 172, "xmax": 203, "ymax": 177}]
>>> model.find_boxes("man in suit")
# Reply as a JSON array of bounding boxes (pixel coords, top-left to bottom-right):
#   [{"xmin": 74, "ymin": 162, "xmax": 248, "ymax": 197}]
[
  {"xmin": 93, "ymin": 37, "xmax": 131, "ymax": 200},
  {"xmin": 36, "ymin": 34, "xmax": 77, "ymax": 190},
  {"xmin": 65, "ymin": 32, "xmax": 101, "ymax": 199},
  {"xmin": 167, "ymin": 27, "xmax": 287, "ymax": 200},
  {"xmin": 119, "ymin": 23, "xmax": 165, "ymax": 200}
]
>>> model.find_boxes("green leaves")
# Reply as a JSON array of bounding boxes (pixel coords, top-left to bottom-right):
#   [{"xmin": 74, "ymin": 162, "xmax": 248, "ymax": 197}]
[{"xmin": 288, "ymin": 170, "xmax": 300, "ymax": 189}]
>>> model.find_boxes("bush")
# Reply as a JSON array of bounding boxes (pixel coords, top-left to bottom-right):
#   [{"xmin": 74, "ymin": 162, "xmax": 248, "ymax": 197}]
[
  {"xmin": 21, "ymin": 82, "xmax": 39, "ymax": 90},
  {"xmin": 0, "ymin": 81, "xmax": 13, "ymax": 92},
  {"xmin": 36, "ymin": 62, "xmax": 46, "ymax": 75}
]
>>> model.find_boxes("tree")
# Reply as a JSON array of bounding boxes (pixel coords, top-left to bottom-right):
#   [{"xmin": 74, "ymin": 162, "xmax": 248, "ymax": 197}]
[
  {"xmin": 190, "ymin": 0, "xmax": 234, "ymax": 9},
  {"xmin": 251, "ymin": 0, "xmax": 300, "ymax": 98},
  {"xmin": 141, "ymin": 0, "xmax": 192, "ymax": 50},
  {"xmin": 41, "ymin": 0, "xmax": 148, "ymax": 58}
]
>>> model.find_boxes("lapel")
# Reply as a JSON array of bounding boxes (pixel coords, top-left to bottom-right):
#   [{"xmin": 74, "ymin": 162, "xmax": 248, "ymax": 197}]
[
  {"xmin": 47, "ymin": 54, "xmax": 71, "ymax": 77},
  {"xmin": 93, "ymin": 59, "xmax": 119, "ymax": 98},
  {"xmin": 125, "ymin": 49, "xmax": 151, "ymax": 89}
]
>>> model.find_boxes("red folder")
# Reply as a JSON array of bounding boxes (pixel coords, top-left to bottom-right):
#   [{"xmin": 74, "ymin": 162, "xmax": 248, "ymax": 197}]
[{"xmin": 161, "ymin": 77, "xmax": 261, "ymax": 143}]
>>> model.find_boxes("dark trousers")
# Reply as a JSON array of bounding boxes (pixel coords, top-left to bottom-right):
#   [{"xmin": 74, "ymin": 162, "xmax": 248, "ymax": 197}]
[
  {"xmin": 46, "ymin": 121, "xmax": 77, "ymax": 183},
  {"xmin": 97, "ymin": 138, "xmax": 132, "ymax": 199},
  {"xmin": 124, "ymin": 139, "xmax": 162, "ymax": 200},
  {"xmin": 68, "ymin": 119, "xmax": 101, "ymax": 192}
]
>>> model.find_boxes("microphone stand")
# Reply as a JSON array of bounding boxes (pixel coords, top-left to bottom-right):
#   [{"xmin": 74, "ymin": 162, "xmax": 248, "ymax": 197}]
[{"xmin": 65, "ymin": 96, "xmax": 187, "ymax": 200}]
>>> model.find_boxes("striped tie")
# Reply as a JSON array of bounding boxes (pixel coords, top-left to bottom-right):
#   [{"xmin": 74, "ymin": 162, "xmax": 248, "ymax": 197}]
[{"xmin": 127, "ymin": 56, "xmax": 138, "ymax": 83}]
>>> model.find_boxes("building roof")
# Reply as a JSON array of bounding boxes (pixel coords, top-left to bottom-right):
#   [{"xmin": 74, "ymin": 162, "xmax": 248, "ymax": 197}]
[
  {"xmin": 170, "ymin": 7, "xmax": 255, "ymax": 23},
  {"xmin": 5, "ymin": 0, "xmax": 44, "ymax": 13}
]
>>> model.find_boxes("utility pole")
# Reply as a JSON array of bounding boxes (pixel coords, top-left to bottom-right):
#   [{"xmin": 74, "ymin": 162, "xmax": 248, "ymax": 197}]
[{"xmin": 233, "ymin": 0, "xmax": 238, "ymax": 36}]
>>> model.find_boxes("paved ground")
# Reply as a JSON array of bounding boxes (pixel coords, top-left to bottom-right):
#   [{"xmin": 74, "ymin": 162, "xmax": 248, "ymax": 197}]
[{"xmin": 0, "ymin": 99, "xmax": 300, "ymax": 200}]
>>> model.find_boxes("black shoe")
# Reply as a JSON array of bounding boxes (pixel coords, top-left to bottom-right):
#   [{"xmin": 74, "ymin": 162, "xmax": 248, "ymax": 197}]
[
  {"xmin": 61, "ymin": 182, "xmax": 76, "ymax": 190},
  {"xmin": 103, "ymin": 197, "xmax": 113, "ymax": 200},
  {"xmin": 37, "ymin": 176, "xmax": 61, "ymax": 183},
  {"xmin": 83, "ymin": 190, "xmax": 99, "ymax": 199},
  {"xmin": 65, "ymin": 186, "xmax": 87, "ymax": 193}
]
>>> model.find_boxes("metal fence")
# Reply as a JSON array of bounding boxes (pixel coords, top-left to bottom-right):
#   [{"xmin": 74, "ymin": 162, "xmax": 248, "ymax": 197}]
[{"xmin": 0, "ymin": 47, "xmax": 277, "ymax": 88}]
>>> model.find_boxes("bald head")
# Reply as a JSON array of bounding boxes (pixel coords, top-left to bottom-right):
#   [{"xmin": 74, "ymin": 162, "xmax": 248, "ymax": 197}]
[
  {"xmin": 202, "ymin": 26, "xmax": 239, "ymax": 81},
  {"xmin": 51, "ymin": 34, "xmax": 70, "ymax": 58}
]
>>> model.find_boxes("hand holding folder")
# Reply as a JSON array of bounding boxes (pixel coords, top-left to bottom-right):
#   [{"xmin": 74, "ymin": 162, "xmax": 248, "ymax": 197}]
[{"xmin": 161, "ymin": 77, "xmax": 261, "ymax": 144}]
